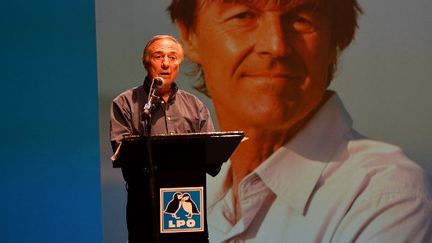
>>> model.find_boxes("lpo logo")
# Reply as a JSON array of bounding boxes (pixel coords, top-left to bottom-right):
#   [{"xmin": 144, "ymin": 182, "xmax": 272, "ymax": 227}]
[{"xmin": 160, "ymin": 187, "xmax": 204, "ymax": 233}]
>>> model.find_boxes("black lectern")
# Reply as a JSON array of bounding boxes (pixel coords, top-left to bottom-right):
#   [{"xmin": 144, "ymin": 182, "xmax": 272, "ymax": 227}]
[{"xmin": 112, "ymin": 131, "xmax": 244, "ymax": 243}]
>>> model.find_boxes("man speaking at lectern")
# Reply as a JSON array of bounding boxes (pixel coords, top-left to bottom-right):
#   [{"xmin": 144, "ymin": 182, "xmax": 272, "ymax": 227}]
[{"xmin": 110, "ymin": 35, "xmax": 215, "ymax": 242}]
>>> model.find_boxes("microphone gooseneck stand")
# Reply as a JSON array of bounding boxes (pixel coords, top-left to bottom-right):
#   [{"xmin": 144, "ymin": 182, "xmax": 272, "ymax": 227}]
[{"xmin": 142, "ymin": 83, "xmax": 160, "ymax": 243}]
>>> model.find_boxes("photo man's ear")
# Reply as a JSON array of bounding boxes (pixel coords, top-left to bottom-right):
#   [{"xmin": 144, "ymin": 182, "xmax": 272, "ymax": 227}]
[{"xmin": 176, "ymin": 21, "xmax": 201, "ymax": 63}]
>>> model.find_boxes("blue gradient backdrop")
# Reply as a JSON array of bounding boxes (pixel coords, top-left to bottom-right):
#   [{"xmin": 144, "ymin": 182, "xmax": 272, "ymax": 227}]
[{"xmin": 0, "ymin": 1, "xmax": 102, "ymax": 242}]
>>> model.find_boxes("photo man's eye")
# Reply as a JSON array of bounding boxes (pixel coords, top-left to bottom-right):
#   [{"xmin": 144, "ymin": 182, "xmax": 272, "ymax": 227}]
[
  {"xmin": 288, "ymin": 15, "xmax": 318, "ymax": 33},
  {"xmin": 232, "ymin": 11, "xmax": 256, "ymax": 20},
  {"xmin": 226, "ymin": 9, "xmax": 258, "ymax": 27}
]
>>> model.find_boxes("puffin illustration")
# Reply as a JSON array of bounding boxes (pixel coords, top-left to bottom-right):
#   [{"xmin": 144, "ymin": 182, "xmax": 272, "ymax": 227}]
[
  {"xmin": 164, "ymin": 192, "xmax": 183, "ymax": 219},
  {"xmin": 180, "ymin": 193, "xmax": 199, "ymax": 218}
]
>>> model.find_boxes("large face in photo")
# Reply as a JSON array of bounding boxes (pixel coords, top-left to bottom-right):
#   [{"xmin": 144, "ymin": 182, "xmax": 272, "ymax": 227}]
[{"xmin": 180, "ymin": 0, "xmax": 336, "ymax": 130}]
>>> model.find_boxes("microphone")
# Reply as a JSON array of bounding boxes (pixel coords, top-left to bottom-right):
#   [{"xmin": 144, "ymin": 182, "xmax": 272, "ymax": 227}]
[
  {"xmin": 143, "ymin": 77, "xmax": 164, "ymax": 119},
  {"xmin": 152, "ymin": 77, "xmax": 164, "ymax": 88}
]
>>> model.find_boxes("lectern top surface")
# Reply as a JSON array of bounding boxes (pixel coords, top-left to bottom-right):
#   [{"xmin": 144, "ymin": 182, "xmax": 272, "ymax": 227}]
[{"xmin": 123, "ymin": 131, "xmax": 244, "ymax": 141}]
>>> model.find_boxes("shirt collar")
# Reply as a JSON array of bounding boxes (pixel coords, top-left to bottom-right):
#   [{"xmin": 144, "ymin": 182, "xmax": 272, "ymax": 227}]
[{"xmin": 255, "ymin": 91, "xmax": 353, "ymax": 214}]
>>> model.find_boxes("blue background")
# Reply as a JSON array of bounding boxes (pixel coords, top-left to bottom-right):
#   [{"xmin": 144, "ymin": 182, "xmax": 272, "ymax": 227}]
[{"xmin": 0, "ymin": 1, "xmax": 102, "ymax": 242}]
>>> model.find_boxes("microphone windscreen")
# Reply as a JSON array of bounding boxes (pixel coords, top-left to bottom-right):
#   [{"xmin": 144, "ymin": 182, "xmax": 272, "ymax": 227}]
[{"xmin": 153, "ymin": 77, "xmax": 164, "ymax": 88}]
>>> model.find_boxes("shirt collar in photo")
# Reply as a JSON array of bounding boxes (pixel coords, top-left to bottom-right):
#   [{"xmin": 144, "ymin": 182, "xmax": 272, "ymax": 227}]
[{"xmin": 254, "ymin": 91, "xmax": 353, "ymax": 214}]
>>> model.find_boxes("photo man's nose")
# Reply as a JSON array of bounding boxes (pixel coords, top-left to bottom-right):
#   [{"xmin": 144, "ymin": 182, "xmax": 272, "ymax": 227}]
[{"xmin": 256, "ymin": 14, "xmax": 291, "ymax": 57}]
